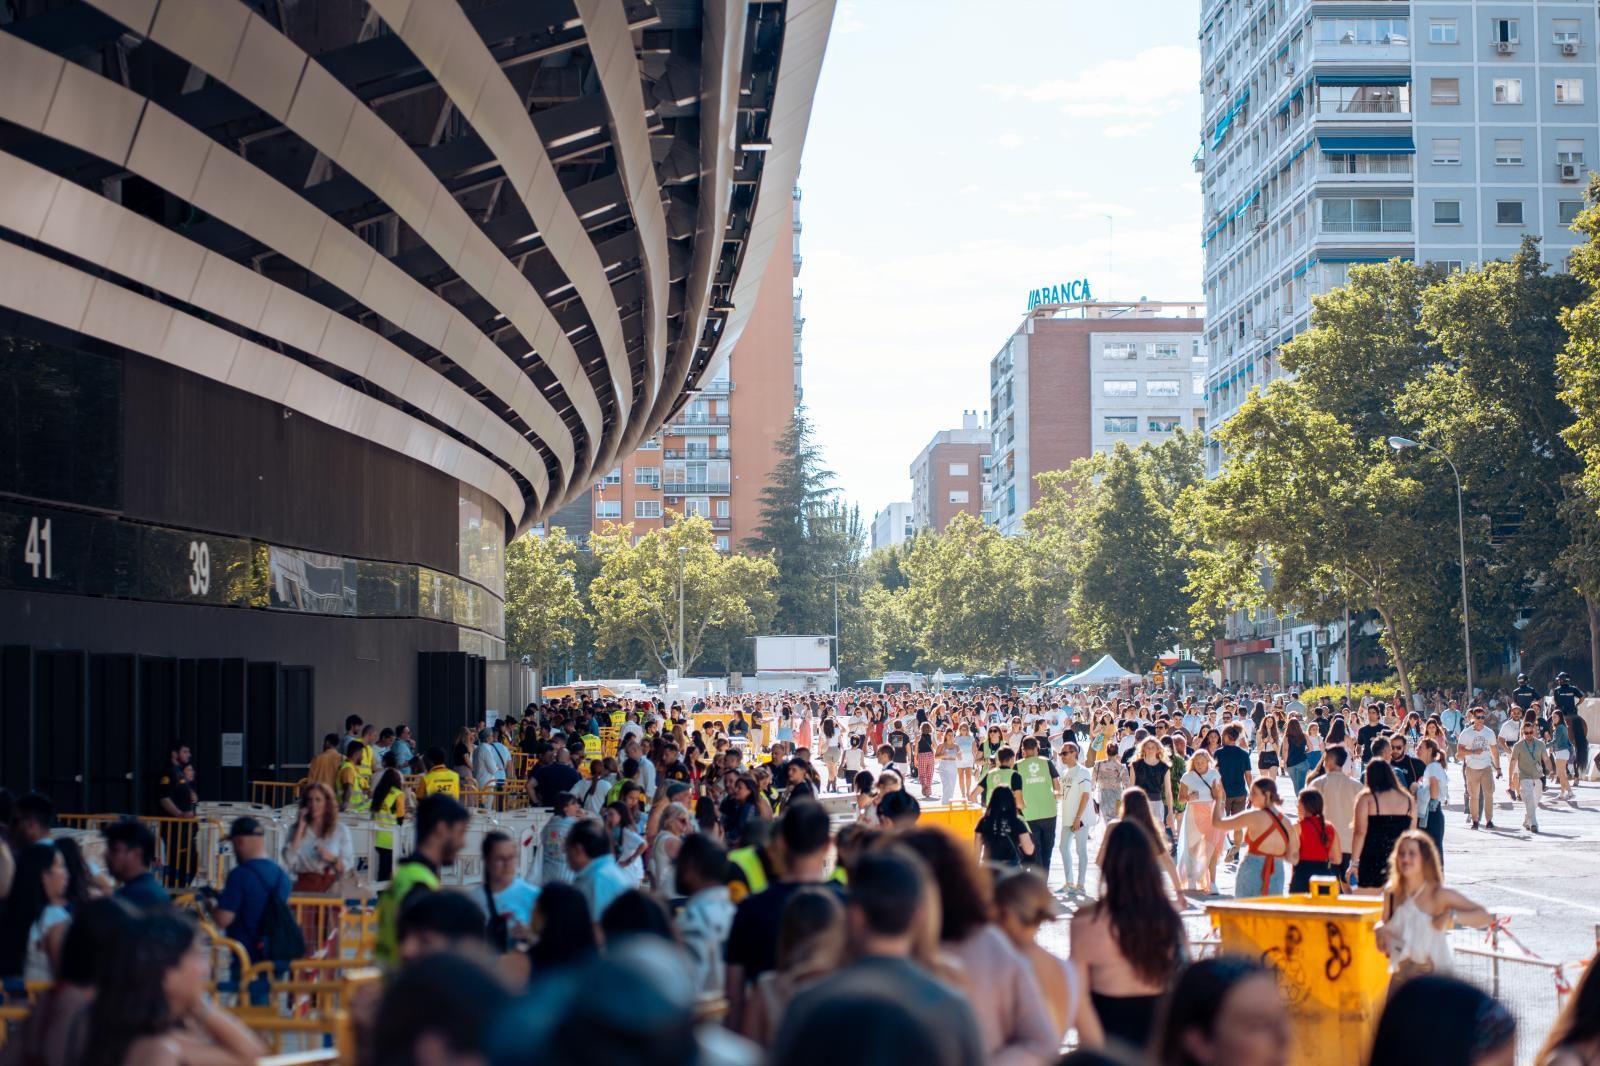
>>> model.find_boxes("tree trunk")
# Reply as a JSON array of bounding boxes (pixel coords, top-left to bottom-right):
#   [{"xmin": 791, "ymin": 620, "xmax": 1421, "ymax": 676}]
[
  {"xmin": 1587, "ymin": 594, "xmax": 1600, "ymax": 691},
  {"xmin": 532, "ymin": 656, "xmax": 545, "ymax": 706},
  {"xmin": 1374, "ymin": 606, "xmax": 1414, "ymax": 706},
  {"xmin": 1123, "ymin": 628, "xmax": 1137, "ymax": 670}
]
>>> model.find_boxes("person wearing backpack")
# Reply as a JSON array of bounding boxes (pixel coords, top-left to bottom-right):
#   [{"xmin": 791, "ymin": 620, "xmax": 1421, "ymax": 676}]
[{"xmin": 211, "ymin": 816, "xmax": 299, "ymax": 1004}]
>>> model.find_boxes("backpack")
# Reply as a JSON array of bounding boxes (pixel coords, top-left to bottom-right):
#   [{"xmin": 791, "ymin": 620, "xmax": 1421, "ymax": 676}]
[{"xmin": 243, "ymin": 863, "xmax": 306, "ymax": 962}]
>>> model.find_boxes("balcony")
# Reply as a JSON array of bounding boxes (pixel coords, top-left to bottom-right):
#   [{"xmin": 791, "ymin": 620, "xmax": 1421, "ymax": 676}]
[
  {"xmin": 662, "ymin": 482, "xmax": 732, "ymax": 496},
  {"xmin": 711, "ymin": 516, "xmax": 732, "ymax": 531},
  {"xmin": 668, "ymin": 414, "xmax": 730, "ymax": 433},
  {"xmin": 665, "ymin": 448, "xmax": 731, "ymax": 460},
  {"xmin": 697, "ymin": 380, "xmax": 733, "ymax": 395}
]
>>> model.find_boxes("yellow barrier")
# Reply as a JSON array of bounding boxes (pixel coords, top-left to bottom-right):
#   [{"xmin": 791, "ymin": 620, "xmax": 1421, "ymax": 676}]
[
  {"xmin": 252, "ymin": 780, "xmax": 307, "ymax": 808},
  {"xmin": 0, "ymin": 1004, "xmax": 29, "ymax": 1049},
  {"xmin": 1207, "ymin": 893, "xmax": 1388, "ymax": 1066},
  {"xmin": 289, "ymin": 897, "xmax": 347, "ymax": 959},
  {"xmin": 919, "ymin": 803, "xmax": 984, "ymax": 848},
  {"xmin": 337, "ymin": 905, "xmax": 379, "ymax": 962},
  {"xmin": 460, "ymin": 786, "xmax": 530, "ymax": 812},
  {"xmin": 600, "ymin": 726, "xmax": 621, "ymax": 759},
  {"xmin": 58, "ymin": 813, "xmax": 226, "ymax": 888}
]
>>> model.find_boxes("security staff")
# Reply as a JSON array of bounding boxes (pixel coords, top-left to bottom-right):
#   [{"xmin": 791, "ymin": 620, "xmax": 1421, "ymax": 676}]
[
  {"xmin": 1017, "ymin": 736, "xmax": 1061, "ymax": 876},
  {"xmin": 972, "ymin": 746, "xmax": 1024, "ymax": 812},
  {"xmin": 1511, "ymin": 674, "xmax": 1542, "ymax": 713},
  {"xmin": 417, "ymin": 747, "xmax": 461, "ymax": 800}
]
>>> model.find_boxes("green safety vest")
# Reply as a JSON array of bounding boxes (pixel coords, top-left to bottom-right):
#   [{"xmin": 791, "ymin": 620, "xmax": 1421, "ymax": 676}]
[
  {"xmin": 981, "ymin": 765, "xmax": 1018, "ymax": 805},
  {"xmin": 1017, "ymin": 757, "xmax": 1054, "ymax": 822},
  {"xmin": 375, "ymin": 859, "xmax": 441, "ymax": 965}
]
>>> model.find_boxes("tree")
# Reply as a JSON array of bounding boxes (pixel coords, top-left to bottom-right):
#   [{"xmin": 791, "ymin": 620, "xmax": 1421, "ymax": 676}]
[
  {"xmin": 745, "ymin": 410, "xmax": 865, "ymax": 637},
  {"xmin": 1190, "ymin": 380, "xmax": 1437, "ymax": 702},
  {"xmin": 1067, "ymin": 442, "xmax": 1195, "ymax": 669},
  {"xmin": 588, "ymin": 516, "xmax": 777, "ymax": 676},
  {"xmin": 1557, "ymin": 186, "xmax": 1600, "ymax": 683},
  {"xmin": 900, "ymin": 512, "xmax": 1034, "ymax": 672},
  {"xmin": 503, "ymin": 528, "xmax": 585, "ymax": 696}
]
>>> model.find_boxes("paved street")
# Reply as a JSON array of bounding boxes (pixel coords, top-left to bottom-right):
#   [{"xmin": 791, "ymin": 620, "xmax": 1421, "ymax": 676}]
[{"xmin": 1037, "ymin": 761, "xmax": 1600, "ymax": 968}]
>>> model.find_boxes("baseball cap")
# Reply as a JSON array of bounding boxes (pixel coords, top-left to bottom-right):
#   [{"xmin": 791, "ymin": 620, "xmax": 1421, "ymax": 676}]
[{"xmin": 228, "ymin": 815, "xmax": 264, "ymax": 839}]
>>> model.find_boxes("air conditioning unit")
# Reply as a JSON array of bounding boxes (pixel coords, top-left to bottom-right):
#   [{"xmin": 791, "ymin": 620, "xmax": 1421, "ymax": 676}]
[
  {"xmin": 1495, "ymin": 40, "xmax": 1514, "ymax": 54},
  {"xmin": 1285, "ymin": 61, "xmax": 1295, "ymax": 75},
  {"xmin": 1559, "ymin": 161, "xmax": 1582, "ymax": 181},
  {"xmin": 1562, "ymin": 41, "xmax": 1580, "ymax": 55},
  {"xmin": 1250, "ymin": 207, "xmax": 1267, "ymax": 230},
  {"xmin": 1253, "ymin": 326, "xmax": 1273, "ymax": 340}
]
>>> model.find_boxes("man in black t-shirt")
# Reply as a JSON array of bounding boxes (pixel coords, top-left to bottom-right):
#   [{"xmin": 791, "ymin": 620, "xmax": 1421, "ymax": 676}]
[
  {"xmin": 1511, "ymin": 674, "xmax": 1542, "ymax": 712},
  {"xmin": 1357, "ymin": 706, "xmax": 1386, "ymax": 761},
  {"xmin": 886, "ymin": 721, "xmax": 912, "ymax": 779},
  {"xmin": 1214, "ymin": 724, "xmax": 1252, "ymax": 861}
]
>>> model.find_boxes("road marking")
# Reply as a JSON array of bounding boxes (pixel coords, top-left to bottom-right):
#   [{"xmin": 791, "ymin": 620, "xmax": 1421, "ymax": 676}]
[{"xmin": 1490, "ymin": 883, "xmax": 1600, "ymax": 916}]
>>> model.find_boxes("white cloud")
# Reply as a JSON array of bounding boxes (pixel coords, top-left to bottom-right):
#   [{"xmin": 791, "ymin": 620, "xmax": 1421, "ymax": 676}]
[
  {"xmin": 1103, "ymin": 121, "xmax": 1155, "ymax": 140},
  {"xmin": 994, "ymin": 132, "xmax": 1026, "ymax": 150},
  {"xmin": 834, "ymin": 0, "xmax": 866, "ymax": 34},
  {"xmin": 981, "ymin": 45, "xmax": 1200, "ymax": 121}
]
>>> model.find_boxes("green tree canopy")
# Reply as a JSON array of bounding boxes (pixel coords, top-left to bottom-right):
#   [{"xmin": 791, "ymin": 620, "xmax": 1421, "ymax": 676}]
[{"xmin": 503, "ymin": 528, "xmax": 585, "ymax": 692}]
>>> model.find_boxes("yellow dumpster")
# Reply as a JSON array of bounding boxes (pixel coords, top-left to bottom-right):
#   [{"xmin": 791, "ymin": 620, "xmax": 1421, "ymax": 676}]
[{"xmin": 1206, "ymin": 893, "xmax": 1389, "ymax": 1066}]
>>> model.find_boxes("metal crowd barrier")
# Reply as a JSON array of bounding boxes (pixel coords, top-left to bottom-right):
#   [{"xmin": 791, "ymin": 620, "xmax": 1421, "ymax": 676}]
[{"xmin": 57, "ymin": 812, "xmax": 228, "ymax": 888}]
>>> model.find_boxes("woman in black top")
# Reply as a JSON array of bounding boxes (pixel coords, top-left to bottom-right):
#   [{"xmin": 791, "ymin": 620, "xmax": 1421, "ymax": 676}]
[
  {"xmin": 1131, "ymin": 738, "xmax": 1175, "ymax": 835},
  {"xmin": 975, "ymin": 786, "xmax": 1035, "ymax": 866}
]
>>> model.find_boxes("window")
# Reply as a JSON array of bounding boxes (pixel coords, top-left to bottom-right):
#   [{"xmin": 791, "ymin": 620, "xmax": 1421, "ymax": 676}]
[
  {"xmin": 948, "ymin": 490, "xmax": 970, "ymax": 505},
  {"xmin": 1435, "ymin": 260, "xmax": 1466, "ymax": 274},
  {"xmin": 1494, "ymin": 138, "xmax": 1523, "ymax": 165},
  {"xmin": 1192, "ymin": 374, "xmax": 1206, "ymax": 396},
  {"xmin": 1554, "ymin": 20, "xmax": 1581, "ymax": 47},
  {"xmin": 1434, "ymin": 200, "xmax": 1463, "ymax": 224},
  {"xmin": 1104, "ymin": 416, "xmax": 1138, "ymax": 433},
  {"xmin": 1496, "ymin": 200, "xmax": 1525, "ymax": 225},
  {"xmin": 715, "ymin": 499, "xmax": 729, "ymax": 518},
  {"xmin": 1103, "ymin": 379, "xmax": 1137, "ymax": 397},
  {"xmin": 634, "ymin": 466, "xmax": 660, "ymax": 486},
  {"xmin": 638, "ymin": 436, "xmax": 661, "ymax": 451},
  {"xmin": 1557, "ymin": 139, "xmax": 1586, "ymax": 166},
  {"xmin": 1556, "ymin": 79, "xmax": 1584, "ymax": 104},
  {"xmin": 635, "ymin": 500, "xmax": 663, "ymax": 519},
  {"xmin": 1314, "ymin": 17, "xmax": 1408, "ymax": 45},
  {"xmin": 715, "ymin": 536, "xmax": 729, "ymax": 552},
  {"xmin": 1431, "ymin": 138, "xmax": 1462, "ymax": 165},
  {"xmin": 1103, "ymin": 342, "xmax": 1137, "ymax": 360},
  {"xmin": 1324, "ymin": 152, "xmax": 1412, "ymax": 175},
  {"xmin": 1148, "ymin": 417, "xmax": 1181, "ymax": 433},
  {"xmin": 602, "ymin": 466, "xmax": 622, "ymax": 485},
  {"xmin": 948, "ymin": 462, "xmax": 969, "ymax": 477},
  {"xmin": 1560, "ymin": 200, "xmax": 1583, "ymax": 224},
  {"xmin": 1491, "ymin": 18, "xmax": 1518, "ymax": 45},
  {"xmin": 1317, "ymin": 84, "xmax": 1409, "ymax": 115},
  {"xmin": 1148, "ymin": 342, "xmax": 1181, "ymax": 358},
  {"xmin": 1430, "ymin": 78, "xmax": 1460, "ymax": 105},
  {"xmin": 595, "ymin": 501, "xmax": 621, "ymax": 519},
  {"xmin": 1320, "ymin": 197, "xmax": 1413, "ymax": 232},
  {"xmin": 1493, "ymin": 78, "xmax": 1522, "ymax": 104},
  {"xmin": 1146, "ymin": 379, "xmax": 1182, "ymax": 397},
  {"xmin": 1429, "ymin": 19, "xmax": 1457, "ymax": 44}
]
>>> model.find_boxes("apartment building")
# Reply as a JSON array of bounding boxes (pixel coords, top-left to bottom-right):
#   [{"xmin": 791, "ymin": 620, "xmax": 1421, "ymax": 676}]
[
  {"xmin": 988, "ymin": 301, "xmax": 1207, "ymax": 536},
  {"xmin": 589, "ymin": 189, "xmax": 803, "ymax": 551},
  {"xmin": 1198, "ymin": 0, "xmax": 1598, "ymax": 681},
  {"xmin": 1199, "ymin": 0, "xmax": 1598, "ymax": 476},
  {"xmin": 910, "ymin": 413, "xmax": 992, "ymax": 533},
  {"xmin": 871, "ymin": 502, "xmax": 916, "ymax": 550}
]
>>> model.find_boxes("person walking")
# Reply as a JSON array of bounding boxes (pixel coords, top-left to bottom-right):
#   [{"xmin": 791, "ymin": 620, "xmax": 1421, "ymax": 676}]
[
  {"xmin": 1550, "ymin": 709, "xmax": 1576, "ymax": 801},
  {"xmin": 1510, "ymin": 719, "xmax": 1555, "ymax": 833},
  {"xmin": 1176, "ymin": 748, "xmax": 1223, "ymax": 893},
  {"xmin": 1457, "ymin": 707, "xmax": 1502, "ymax": 830},
  {"xmin": 1351, "ymin": 760, "xmax": 1417, "ymax": 888},
  {"xmin": 1375, "ymin": 830, "xmax": 1499, "ymax": 986},
  {"xmin": 1417, "ymin": 738, "xmax": 1449, "ymax": 865},
  {"xmin": 1057, "ymin": 741, "xmax": 1095, "ymax": 894},
  {"xmin": 914, "ymin": 723, "xmax": 937, "ymax": 801},
  {"xmin": 936, "ymin": 729, "xmax": 961, "ymax": 804},
  {"xmin": 1310, "ymin": 746, "xmax": 1362, "ymax": 883},
  {"xmin": 1213, "ymin": 778, "xmax": 1298, "ymax": 898},
  {"xmin": 1017, "ymin": 736, "xmax": 1061, "ymax": 877}
]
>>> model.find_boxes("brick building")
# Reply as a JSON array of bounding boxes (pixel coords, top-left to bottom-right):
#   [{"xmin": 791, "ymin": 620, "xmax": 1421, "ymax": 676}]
[
  {"xmin": 989, "ymin": 300, "xmax": 1206, "ymax": 535},
  {"xmin": 910, "ymin": 412, "xmax": 992, "ymax": 533}
]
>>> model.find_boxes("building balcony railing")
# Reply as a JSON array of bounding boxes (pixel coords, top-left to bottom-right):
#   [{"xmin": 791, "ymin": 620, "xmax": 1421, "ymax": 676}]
[
  {"xmin": 665, "ymin": 448, "xmax": 731, "ymax": 460},
  {"xmin": 663, "ymin": 482, "xmax": 732, "ymax": 496},
  {"xmin": 711, "ymin": 516, "xmax": 732, "ymax": 530},
  {"xmin": 668, "ymin": 415, "xmax": 731, "ymax": 432},
  {"xmin": 696, "ymin": 380, "xmax": 733, "ymax": 395}
]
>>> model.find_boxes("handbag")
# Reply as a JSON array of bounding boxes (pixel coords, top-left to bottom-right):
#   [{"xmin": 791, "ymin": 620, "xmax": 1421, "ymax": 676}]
[{"xmin": 293, "ymin": 870, "xmax": 338, "ymax": 893}]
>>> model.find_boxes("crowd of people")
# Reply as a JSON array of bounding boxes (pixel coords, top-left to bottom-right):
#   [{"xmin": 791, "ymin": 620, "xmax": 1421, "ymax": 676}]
[{"xmin": 0, "ymin": 678, "xmax": 1593, "ymax": 1065}]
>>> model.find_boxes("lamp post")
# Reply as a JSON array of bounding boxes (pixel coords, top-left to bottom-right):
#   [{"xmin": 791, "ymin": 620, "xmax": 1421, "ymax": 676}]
[
  {"xmin": 676, "ymin": 545, "xmax": 688, "ymax": 675},
  {"xmin": 1387, "ymin": 436, "xmax": 1474, "ymax": 699},
  {"xmin": 830, "ymin": 567, "xmax": 841, "ymax": 672}
]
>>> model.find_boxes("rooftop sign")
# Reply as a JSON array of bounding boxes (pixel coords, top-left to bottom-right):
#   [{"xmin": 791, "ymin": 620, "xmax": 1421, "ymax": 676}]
[{"xmin": 1027, "ymin": 279, "xmax": 1093, "ymax": 309}]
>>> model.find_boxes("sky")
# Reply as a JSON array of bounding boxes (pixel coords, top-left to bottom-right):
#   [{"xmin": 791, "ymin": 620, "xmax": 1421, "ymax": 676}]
[{"xmin": 796, "ymin": 0, "xmax": 1206, "ymax": 517}]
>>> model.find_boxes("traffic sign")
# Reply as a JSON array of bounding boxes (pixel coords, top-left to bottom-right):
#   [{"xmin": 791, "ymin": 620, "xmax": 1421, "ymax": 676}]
[{"xmin": 1070, "ymin": 655, "xmax": 1081, "ymax": 667}]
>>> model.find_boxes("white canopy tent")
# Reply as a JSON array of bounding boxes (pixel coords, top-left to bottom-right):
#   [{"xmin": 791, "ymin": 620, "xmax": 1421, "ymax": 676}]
[{"xmin": 1051, "ymin": 655, "xmax": 1142, "ymax": 687}]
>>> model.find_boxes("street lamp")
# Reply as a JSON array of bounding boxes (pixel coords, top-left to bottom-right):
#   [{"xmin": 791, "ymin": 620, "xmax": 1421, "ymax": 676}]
[
  {"xmin": 676, "ymin": 545, "xmax": 688, "ymax": 676},
  {"xmin": 1387, "ymin": 436, "xmax": 1474, "ymax": 698},
  {"xmin": 829, "ymin": 567, "xmax": 841, "ymax": 672}
]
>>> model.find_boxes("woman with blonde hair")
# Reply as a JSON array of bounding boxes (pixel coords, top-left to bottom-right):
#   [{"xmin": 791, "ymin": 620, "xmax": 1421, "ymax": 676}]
[
  {"xmin": 742, "ymin": 886, "xmax": 847, "ymax": 1044},
  {"xmin": 1375, "ymin": 830, "xmax": 1499, "ymax": 986},
  {"xmin": 283, "ymin": 781, "xmax": 353, "ymax": 893},
  {"xmin": 1176, "ymin": 748, "xmax": 1223, "ymax": 893}
]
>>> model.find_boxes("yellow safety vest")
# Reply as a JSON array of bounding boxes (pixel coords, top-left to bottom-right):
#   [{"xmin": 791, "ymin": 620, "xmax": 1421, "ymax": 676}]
[
  {"xmin": 727, "ymin": 847, "xmax": 768, "ymax": 900},
  {"xmin": 341, "ymin": 760, "xmax": 372, "ymax": 813},
  {"xmin": 375, "ymin": 788, "xmax": 402, "ymax": 850},
  {"xmin": 419, "ymin": 766, "xmax": 460, "ymax": 799}
]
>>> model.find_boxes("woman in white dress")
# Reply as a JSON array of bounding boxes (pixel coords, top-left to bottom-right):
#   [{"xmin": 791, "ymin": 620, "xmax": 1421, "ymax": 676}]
[
  {"xmin": 955, "ymin": 722, "xmax": 977, "ymax": 798},
  {"xmin": 1176, "ymin": 748, "xmax": 1223, "ymax": 893},
  {"xmin": 1376, "ymin": 830, "xmax": 1499, "ymax": 987}
]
